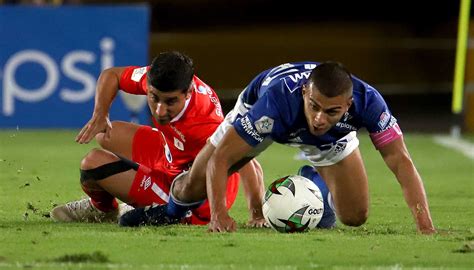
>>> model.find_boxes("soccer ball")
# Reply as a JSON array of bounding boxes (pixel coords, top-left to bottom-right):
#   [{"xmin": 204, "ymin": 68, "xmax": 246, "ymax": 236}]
[{"xmin": 262, "ymin": 175, "xmax": 324, "ymax": 233}]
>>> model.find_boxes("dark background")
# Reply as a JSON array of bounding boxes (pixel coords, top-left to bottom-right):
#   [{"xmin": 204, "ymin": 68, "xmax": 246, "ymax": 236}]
[
  {"xmin": 142, "ymin": 0, "xmax": 469, "ymax": 132},
  {"xmin": 6, "ymin": 0, "xmax": 472, "ymax": 132}
]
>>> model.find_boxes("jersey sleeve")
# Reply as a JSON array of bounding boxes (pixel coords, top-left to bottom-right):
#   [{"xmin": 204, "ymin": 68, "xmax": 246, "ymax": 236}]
[
  {"xmin": 119, "ymin": 66, "xmax": 149, "ymax": 95},
  {"xmin": 232, "ymin": 91, "xmax": 284, "ymax": 147},
  {"xmin": 362, "ymin": 85, "xmax": 403, "ymax": 149}
]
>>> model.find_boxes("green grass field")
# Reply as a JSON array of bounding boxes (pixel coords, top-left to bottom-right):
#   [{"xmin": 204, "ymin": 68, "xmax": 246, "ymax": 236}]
[{"xmin": 0, "ymin": 130, "xmax": 473, "ymax": 269}]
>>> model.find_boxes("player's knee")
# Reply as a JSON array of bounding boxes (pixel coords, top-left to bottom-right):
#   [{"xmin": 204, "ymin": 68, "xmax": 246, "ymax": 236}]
[
  {"xmin": 338, "ymin": 208, "xmax": 368, "ymax": 227},
  {"xmin": 80, "ymin": 148, "xmax": 114, "ymax": 170}
]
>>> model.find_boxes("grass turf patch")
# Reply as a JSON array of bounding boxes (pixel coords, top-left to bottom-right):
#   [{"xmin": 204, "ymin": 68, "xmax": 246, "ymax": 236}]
[{"xmin": 0, "ymin": 130, "xmax": 473, "ymax": 269}]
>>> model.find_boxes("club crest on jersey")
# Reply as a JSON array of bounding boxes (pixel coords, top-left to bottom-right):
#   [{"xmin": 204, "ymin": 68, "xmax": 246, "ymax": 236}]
[
  {"xmin": 255, "ymin": 116, "xmax": 274, "ymax": 134},
  {"xmin": 174, "ymin": 137, "xmax": 184, "ymax": 151},
  {"xmin": 378, "ymin": 111, "xmax": 391, "ymax": 129}
]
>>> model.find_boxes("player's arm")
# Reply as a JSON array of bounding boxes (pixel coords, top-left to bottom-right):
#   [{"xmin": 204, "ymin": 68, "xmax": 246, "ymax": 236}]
[
  {"xmin": 76, "ymin": 67, "xmax": 127, "ymax": 144},
  {"xmin": 378, "ymin": 137, "xmax": 436, "ymax": 234},
  {"xmin": 238, "ymin": 159, "xmax": 267, "ymax": 227},
  {"xmin": 206, "ymin": 126, "xmax": 254, "ymax": 232}
]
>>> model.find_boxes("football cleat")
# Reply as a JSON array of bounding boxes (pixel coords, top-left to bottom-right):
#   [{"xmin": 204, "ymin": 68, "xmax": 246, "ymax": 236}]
[
  {"xmin": 119, "ymin": 204, "xmax": 179, "ymax": 227},
  {"xmin": 50, "ymin": 198, "xmax": 132, "ymax": 223}
]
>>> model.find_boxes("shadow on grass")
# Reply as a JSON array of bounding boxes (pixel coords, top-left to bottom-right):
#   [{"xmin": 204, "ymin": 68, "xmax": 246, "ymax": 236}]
[{"xmin": 48, "ymin": 251, "xmax": 110, "ymax": 263}]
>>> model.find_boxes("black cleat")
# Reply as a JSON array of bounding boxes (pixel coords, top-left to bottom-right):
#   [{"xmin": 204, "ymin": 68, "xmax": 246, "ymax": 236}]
[{"xmin": 118, "ymin": 204, "xmax": 179, "ymax": 227}]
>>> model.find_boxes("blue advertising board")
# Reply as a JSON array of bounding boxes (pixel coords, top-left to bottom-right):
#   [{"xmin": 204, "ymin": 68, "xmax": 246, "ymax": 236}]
[{"xmin": 0, "ymin": 6, "xmax": 150, "ymax": 128}]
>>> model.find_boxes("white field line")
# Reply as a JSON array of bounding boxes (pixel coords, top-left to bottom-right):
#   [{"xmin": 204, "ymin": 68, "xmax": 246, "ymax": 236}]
[
  {"xmin": 0, "ymin": 262, "xmax": 466, "ymax": 270},
  {"xmin": 0, "ymin": 262, "xmax": 298, "ymax": 270},
  {"xmin": 433, "ymin": 135, "xmax": 474, "ymax": 160}
]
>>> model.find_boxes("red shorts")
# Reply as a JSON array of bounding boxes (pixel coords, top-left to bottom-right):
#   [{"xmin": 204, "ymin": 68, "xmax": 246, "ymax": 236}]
[{"xmin": 127, "ymin": 126, "xmax": 240, "ymax": 225}]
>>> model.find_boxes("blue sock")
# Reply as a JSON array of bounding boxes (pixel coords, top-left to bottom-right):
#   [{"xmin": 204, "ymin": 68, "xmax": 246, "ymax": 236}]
[
  {"xmin": 298, "ymin": 165, "xmax": 336, "ymax": 228},
  {"xmin": 166, "ymin": 196, "xmax": 203, "ymax": 219},
  {"xmin": 166, "ymin": 181, "xmax": 204, "ymax": 219}
]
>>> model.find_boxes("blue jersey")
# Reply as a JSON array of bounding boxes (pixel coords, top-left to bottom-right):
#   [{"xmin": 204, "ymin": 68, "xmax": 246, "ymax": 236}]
[{"xmin": 233, "ymin": 62, "xmax": 400, "ymax": 150}]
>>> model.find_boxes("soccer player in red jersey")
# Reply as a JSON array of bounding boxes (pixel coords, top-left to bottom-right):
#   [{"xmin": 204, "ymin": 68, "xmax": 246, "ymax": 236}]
[{"xmin": 50, "ymin": 51, "xmax": 266, "ymax": 226}]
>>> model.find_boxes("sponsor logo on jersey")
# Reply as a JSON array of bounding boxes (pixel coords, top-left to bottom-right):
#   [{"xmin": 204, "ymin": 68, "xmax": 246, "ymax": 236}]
[
  {"xmin": 287, "ymin": 71, "xmax": 311, "ymax": 83},
  {"xmin": 378, "ymin": 111, "xmax": 391, "ymax": 129},
  {"xmin": 140, "ymin": 176, "xmax": 152, "ymax": 190},
  {"xmin": 254, "ymin": 116, "xmax": 274, "ymax": 134},
  {"xmin": 196, "ymin": 85, "xmax": 209, "ymax": 95},
  {"xmin": 335, "ymin": 122, "xmax": 357, "ymax": 131},
  {"xmin": 174, "ymin": 137, "xmax": 184, "ymax": 151},
  {"xmin": 240, "ymin": 115, "xmax": 264, "ymax": 143},
  {"xmin": 170, "ymin": 125, "xmax": 186, "ymax": 142},
  {"xmin": 131, "ymin": 67, "xmax": 147, "ymax": 82},
  {"xmin": 204, "ymin": 87, "xmax": 223, "ymax": 117}
]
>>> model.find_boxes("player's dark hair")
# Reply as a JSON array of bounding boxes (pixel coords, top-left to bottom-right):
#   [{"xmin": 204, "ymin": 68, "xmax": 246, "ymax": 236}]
[
  {"xmin": 308, "ymin": 61, "xmax": 353, "ymax": 97},
  {"xmin": 148, "ymin": 51, "xmax": 194, "ymax": 93}
]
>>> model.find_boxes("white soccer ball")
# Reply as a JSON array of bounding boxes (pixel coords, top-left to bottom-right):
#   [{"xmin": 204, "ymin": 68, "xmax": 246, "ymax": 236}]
[{"xmin": 262, "ymin": 175, "xmax": 324, "ymax": 233}]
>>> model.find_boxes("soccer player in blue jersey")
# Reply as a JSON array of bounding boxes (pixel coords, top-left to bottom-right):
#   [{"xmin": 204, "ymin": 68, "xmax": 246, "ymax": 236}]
[{"xmin": 120, "ymin": 61, "xmax": 436, "ymax": 234}]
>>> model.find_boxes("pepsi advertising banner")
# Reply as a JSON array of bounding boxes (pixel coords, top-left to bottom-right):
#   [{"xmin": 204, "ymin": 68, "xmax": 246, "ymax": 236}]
[{"xmin": 0, "ymin": 6, "xmax": 150, "ymax": 128}]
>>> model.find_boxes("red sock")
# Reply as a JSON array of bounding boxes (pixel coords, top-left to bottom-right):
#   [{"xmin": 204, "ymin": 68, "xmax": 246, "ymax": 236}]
[{"xmin": 81, "ymin": 183, "xmax": 118, "ymax": 212}]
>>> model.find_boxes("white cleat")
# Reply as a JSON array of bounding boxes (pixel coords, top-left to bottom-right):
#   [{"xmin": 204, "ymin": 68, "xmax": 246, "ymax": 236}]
[
  {"xmin": 50, "ymin": 198, "xmax": 120, "ymax": 223},
  {"xmin": 118, "ymin": 203, "xmax": 134, "ymax": 218}
]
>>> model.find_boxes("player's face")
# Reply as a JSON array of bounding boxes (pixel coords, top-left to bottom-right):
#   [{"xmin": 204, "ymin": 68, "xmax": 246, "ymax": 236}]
[
  {"xmin": 147, "ymin": 84, "xmax": 192, "ymax": 125},
  {"xmin": 302, "ymin": 84, "xmax": 352, "ymax": 136}
]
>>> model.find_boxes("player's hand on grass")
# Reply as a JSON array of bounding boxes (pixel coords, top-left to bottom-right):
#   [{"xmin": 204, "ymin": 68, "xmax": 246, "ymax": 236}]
[
  {"xmin": 419, "ymin": 227, "xmax": 436, "ymax": 235},
  {"xmin": 76, "ymin": 113, "xmax": 112, "ymax": 144},
  {"xmin": 418, "ymin": 223, "xmax": 436, "ymax": 235},
  {"xmin": 415, "ymin": 206, "xmax": 436, "ymax": 235},
  {"xmin": 208, "ymin": 212, "xmax": 237, "ymax": 233},
  {"xmin": 247, "ymin": 217, "xmax": 268, "ymax": 228},
  {"xmin": 246, "ymin": 207, "xmax": 268, "ymax": 228}
]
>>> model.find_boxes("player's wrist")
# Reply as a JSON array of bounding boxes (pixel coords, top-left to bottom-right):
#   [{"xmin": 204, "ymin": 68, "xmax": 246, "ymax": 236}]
[
  {"xmin": 92, "ymin": 108, "xmax": 108, "ymax": 117},
  {"xmin": 249, "ymin": 206, "xmax": 264, "ymax": 219},
  {"xmin": 210, "ymin": 207, "xmax": 230, "ymax": 220}
]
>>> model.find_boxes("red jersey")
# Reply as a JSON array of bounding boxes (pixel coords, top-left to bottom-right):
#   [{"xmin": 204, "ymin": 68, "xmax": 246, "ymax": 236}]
[{"xmin": 119, "ymin": 66, "xmax": 224, "ymax": 175}]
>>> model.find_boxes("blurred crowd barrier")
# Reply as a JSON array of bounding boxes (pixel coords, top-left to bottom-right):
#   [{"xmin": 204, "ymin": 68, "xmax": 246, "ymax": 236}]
[{"xmin": 0, "ymin": 5, "xmax": 150, "ymax": 128}]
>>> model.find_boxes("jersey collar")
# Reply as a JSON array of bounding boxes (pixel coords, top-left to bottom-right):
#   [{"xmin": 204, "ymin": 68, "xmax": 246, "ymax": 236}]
[{"xmin": 170, "ymin": 88, "xmax": 193, "ymax": 123}]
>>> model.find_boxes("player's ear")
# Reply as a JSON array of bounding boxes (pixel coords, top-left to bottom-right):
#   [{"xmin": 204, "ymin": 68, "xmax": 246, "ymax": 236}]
[
  {"xmin": 346, "ymin": 96, "xmax": 353, "ymax": 108},
  {"xmin": 302, "ymin": 84, "xmax": 307, "ymax": 96},
  {"xmin": 185, "ymin": 83, "xmax": 193, "ymax": 99}
]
